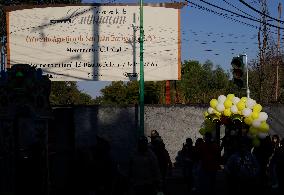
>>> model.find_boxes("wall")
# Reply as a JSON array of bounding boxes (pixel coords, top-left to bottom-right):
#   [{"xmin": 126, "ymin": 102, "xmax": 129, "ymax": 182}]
[{"xmin": 69, "ymin": 104, "xmax": 284, "ymax": 164}]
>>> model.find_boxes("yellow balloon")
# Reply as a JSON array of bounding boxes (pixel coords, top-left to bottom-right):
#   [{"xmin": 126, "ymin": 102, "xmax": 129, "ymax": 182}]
[
  {"xmin": 244, "ymin": 117, "xmax": 253, "ymax": 125},
  {"xmin": 204, "ymin": 111, "xmax": 209, "ymax": 117},
  {"xmin": 210, "ymin": 99, "xmax": 218, "ymax": 109},
  {"xmin": 249, "ymin": 126, "xmax": 258, "ymax": 135},
  {"xmin": 224, "ymin": 109, "xmax": 231, "ymax": 117},
  {"xmin": 251, "ymin": 111, "xmax": 259, "ymax": 119},
  {"xmin": 227, "ymin": 94, "xmax": 235, "ymax": 100},
  {"xmin": 224, "ymin": 100, "xmax": 233, "ymax": 109},
  {"xmin": 241, "ymin": 97, "xmax": 247, "ymax": 103},
  {"xmin": 253, "ymin": 104, "xmax": 262, "ymax": 112},
  {"xmin": 215, "ymin": 111, "xmax": 222, "ymax": 117},
  {"xmin": 259, "ymin": 122, "xmax": 269, "ymax": 133},
  {"xmin": 237, "ymin": 101, "xmax": 245, "ymax": 111}
]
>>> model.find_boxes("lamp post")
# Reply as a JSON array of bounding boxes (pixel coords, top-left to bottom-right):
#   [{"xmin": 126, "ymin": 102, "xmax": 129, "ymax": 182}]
[
  {"xmin": 242, "ymin": 54, "xmax": 250, "ymax": 98},
  {"xmin": 139, "ymin": 0, "xmax": 144, "ymax": 136}
]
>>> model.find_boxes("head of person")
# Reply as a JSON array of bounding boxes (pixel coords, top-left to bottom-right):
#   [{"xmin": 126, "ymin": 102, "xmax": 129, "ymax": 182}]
[
  {"xmin": 150, "ymin": 130, "xmax": 160, "ymax": 142},
  {"xmin": 204, "ymin": 132, "xmax": 213, "ymax": 143},
  {"xmin": 195, "ymin": 138, "xmax": 204, "ymax": 147},
  {"xmin": 272, "ymin": 135, "xmax": 280, "ymax": 144},
  {"xmin": 151, "ymin": 130, "xmax": 159, "ymax": 137},
  {"xmin": 186, "ymin": 138, "xmax": 193, "ymax": 146}
]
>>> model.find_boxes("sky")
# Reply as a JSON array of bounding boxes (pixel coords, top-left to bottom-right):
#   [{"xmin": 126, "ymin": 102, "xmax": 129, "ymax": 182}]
[{"xmin": 77, "ymin": 0, "xmax": 283, "ymax": 98}]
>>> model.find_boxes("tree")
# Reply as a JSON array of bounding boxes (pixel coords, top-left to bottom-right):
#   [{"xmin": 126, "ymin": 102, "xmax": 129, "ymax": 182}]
[
  {"xmin": 97, "ymin": 81, "xmax": 161, "ymax": 105},
  {"xmin": 50, "ymin": 81, "xmax": 94, "ymax": 105},
  {"xmin": 95, "ymin": 60, "xmax": 233, "ymax": 105},
  {"xmin": 176, "ymin": 60, "xmax": 232, "ymax": 104}
]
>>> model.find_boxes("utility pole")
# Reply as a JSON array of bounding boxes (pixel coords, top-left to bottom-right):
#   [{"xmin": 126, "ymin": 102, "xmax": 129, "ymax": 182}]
[
  {"xmin": 139, "ymin": 0, "xmax": 144, "ymax": 136},
  {"xmin": 241, "ymin": 54, "xmax": 250, "ymax": 98},
  {"xmin": 165, "ymin": 80, "xmax": 171, "ymax": 104},
  {"xmin": 258, "ymin": 0, "xmax": 268, "ymax": 103},
  {"xmin": 276, "ymin": 2, "xmax": 281, "ymax": 102}
]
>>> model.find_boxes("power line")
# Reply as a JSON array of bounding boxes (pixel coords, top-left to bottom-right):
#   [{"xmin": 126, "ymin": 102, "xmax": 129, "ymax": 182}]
[
  {"xmin": 222, "ymin": 0, "xmax": 259, "ymax": 20},
  {"xmin": 188, "ymin": 1, "xmax": 258, "ymax": 30},
  {"xmin": 188, "ymin": 1, "xmax": 281, "ymax": 37},
  {"xmin": 190, "ymin": 0, "xmax": 284, "ymax": 30},
  {"xmin": 239, "ymin": 0, "xmax": 284, "ymax": 24}
]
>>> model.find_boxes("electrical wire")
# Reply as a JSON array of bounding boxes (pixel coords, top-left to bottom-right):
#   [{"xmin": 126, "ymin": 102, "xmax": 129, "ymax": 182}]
[
  {"xmin": 189, "ymin": 0, "xmax": 284, "ymax": 30},
  {"xmin": 188, "ymin": 0, "xmax": 282, "ymax": 36},
  {"xmin": 189, "ymin": 1, "xmax": 258, "ymax": 30},
  {"xmin": 222, "ymin": 0, "xmax": 259, "ymax": 20},
  {"xmin": 239, "ymin": 0, "xmax": 284, "ymax": 24}
]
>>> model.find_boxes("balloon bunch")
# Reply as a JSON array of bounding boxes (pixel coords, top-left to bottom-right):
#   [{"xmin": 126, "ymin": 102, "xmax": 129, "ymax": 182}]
[{"xmin": 200, "ymin": 94, "xmax": 270, "ymax": 140}]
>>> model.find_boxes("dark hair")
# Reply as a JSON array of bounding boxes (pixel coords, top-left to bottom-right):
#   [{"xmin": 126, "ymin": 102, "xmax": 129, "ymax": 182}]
[
  {"xmin": 186, "ymin": 138, "xmax": 193, "ymax": 145},
  {"xmin": 272, "ymin": 135, "xmax": 280, "ymax": 141},
  {"xmin": 151, "ymin": 130, "xmax": 159, "ymax": 137}
]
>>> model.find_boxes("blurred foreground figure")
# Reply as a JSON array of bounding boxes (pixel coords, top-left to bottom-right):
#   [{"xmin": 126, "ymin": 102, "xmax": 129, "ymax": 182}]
[
  {"xmin": 129, "ymin": 136, "xmax": 161, "ymax": 195},
  {"xmin": 198, "ymin": 132, "xmax": 220, "ymax": 195},
  {"xmin": 225, "ymin": 138, "xmax": 259, "ymax": 195},
  {"xmin": 90, "ymin": 135, "xmax": 114, "ymax": 195},
  {"xmin": 275, "ymin": 139, "xmax": 284, "ymax": 194}
]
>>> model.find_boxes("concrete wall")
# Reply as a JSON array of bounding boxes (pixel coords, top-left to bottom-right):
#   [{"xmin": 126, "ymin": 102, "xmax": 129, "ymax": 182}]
[{"xmin": 69, "ymin": 104, "xmax": 284, "ymax": 165}]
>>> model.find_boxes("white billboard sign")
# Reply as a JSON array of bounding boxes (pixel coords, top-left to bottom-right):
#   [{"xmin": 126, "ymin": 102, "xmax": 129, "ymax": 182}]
[{"xmin": 6, "ymin": 3, "xmax": 181, "ymax": 81}]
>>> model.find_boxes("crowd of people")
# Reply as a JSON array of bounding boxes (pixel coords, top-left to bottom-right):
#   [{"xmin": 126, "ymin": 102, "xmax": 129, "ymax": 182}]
[
  {"xmin": 179, "ymin": 130, "xmax": 284, "ymax": 195},
  {"xmin": 74, "ymin": 130, "xmax": 173, "ymax": 195},
  {"xmin": 74, "ymin": 128, "xmax": 284, "ymax": 195}
]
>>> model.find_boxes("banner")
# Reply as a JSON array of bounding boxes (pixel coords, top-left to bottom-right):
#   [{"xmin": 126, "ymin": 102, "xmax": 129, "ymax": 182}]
[{"xmin": 6, "ymin": 3, "xmax": 181, "ymax": 81}]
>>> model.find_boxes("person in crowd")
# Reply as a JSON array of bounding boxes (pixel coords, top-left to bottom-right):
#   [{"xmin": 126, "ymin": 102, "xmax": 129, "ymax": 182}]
[
  {"xmin": 272, "ymin": 135, "xmax": 281, "ymax": 151},
  {"xmin": 253, "ymin": 135, "xmax": 273, "ymax": 193},
  {"xmin": 150, "ymin": 130, "xmax": 161, "ymax": 143},
  {"xmin": 199, "ymin": 132, "xmax": 220, "ymax": 195},
  {"xmin": 181, "ymin": 138, "xmax": 195, "ymax": 192},
  {"xmin": 275, "ymin": 138, "xmax": 284, "ymax": 195},
  {"xmin": 191, "ymin": 138, "xmax": 204, "ymax": 193},
  {"xmin": 90, "ymin": 135, "xmax": 115, "ymax": 195},
  {"xmin": 225, "ymin": 138, "xmax": 259, "ymax": 195},
  {"xmin": 129, "ymin": 136, "xmax": 161, "ymax": 195},
  {"xmin": 220, "ymin": 127, "xmax": 238, "ymax": 164},
  {"xmin": 267, "ymin": 135, "xmax": 281, "ymax": 190},
  {"xmin": 149, "ymin": 131, "xmax": 172, "ymax": 190}
]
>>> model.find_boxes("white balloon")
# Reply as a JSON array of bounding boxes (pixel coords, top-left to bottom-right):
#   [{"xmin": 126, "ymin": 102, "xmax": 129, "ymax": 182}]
[
  {"xmin": 208, "ymin": 107, "xmax": 214, "ymax": 114},
  {"xmin": 242, "ymin": 108, "xmax": 252, "ymax": 117},
  {"xmin": 232, "ymin": 97, "xmax": 240, "ymax": 105},
  {"xmin": 216, "ymin": 103, "xmax": 225, "ymax": 112},
  {"xmin": 246, "ymin": 98, "xmax": 256, "ymax": 109},
  {"xmin": 258, "ymin": 133, "xmax": 268, "ymax": 139},
  {"xmin": 218, "ymin": 95, "xmax": 227, "ymax": 103},
  {"xmin": 252, "ymin": 120, "xmax": 261, "ymax": 128},
  {"xmin": 258, "ymin": 112, "xmax": 268, "ymax": 121},
  {"xmin": 231, "ymin": 105, "xmax": 238, "ymax": 114}
]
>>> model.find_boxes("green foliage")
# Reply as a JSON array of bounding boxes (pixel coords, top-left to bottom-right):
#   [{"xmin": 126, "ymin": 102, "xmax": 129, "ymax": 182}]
[
  {"xmin": 50, "ymin": 81, "xmax": 94, "ymax": 105},
  {"xmin": 98, "ymin": 81, "xmax": 161, "ymax": 105},
  {"xmin": 177, "ymin": 60, "xmax": 232, "ymax": 103},
  {"xmin": 95, "ymin": 60, "xmax": 237, "ymax": 105}
]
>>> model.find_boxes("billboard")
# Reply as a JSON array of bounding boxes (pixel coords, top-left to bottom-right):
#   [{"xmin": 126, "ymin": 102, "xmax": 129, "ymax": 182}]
[{"xmin": 6, "ymin": 3, "xmax": 182, "ymax": 81}]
